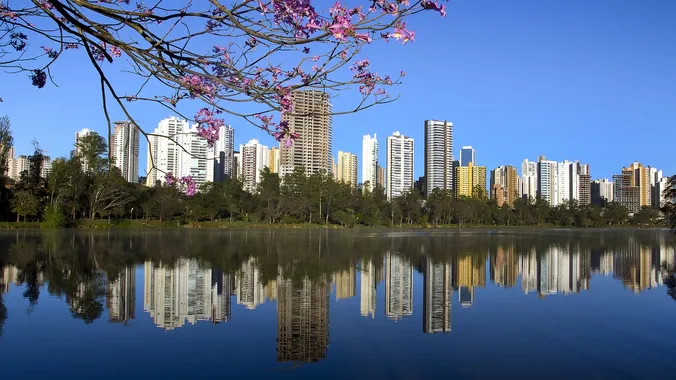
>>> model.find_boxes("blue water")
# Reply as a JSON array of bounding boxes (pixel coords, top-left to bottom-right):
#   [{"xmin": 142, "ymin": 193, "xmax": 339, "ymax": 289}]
[{"xmin": 0, "ymin": 229, "xmax": 675, "ymax": 379}]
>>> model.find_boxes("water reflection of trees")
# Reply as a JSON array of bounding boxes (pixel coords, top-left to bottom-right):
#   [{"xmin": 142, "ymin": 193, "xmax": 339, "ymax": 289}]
[{"xmin": 0, "ymin": 229, "xmax": 674, "ymax": 339}]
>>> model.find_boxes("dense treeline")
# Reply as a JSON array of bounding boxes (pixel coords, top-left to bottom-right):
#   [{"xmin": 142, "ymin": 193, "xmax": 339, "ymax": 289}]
[{"xmin": 0, "ymin": 117, "xmax": 674, "ymax": 229}]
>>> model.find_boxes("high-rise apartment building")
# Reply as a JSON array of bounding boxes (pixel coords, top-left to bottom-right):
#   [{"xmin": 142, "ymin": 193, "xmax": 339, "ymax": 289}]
[
  {"xmin": 521, "ymin": 159, "xmax": 538, "ymax": 201},
  {"xmin": 240, "ymin": 139, "xmax": 269, "ymax": 193},
  {"xmin": 613, "ymin": 170, "xmax": 640, "ymax": 213},
  {"xmin": 206, "ymin": 125, "xmax": 234, "ymax": 183},
  {"xmin": 424, "ymin": 120, "xmax": 453, "ymax": 196},
  {"xmin": 490, "ymin": 165, "xmax": 519, "ymax": 207},
  {"xmin": 377, "ymin": 165, "xmax": 385, "ymax": 190},
  {"xmin": 537, "ymin": 157, "xmax": 558, "ymax": 206},
  {"xmin": 336, "ymin": 151, "xmax": 358, "ymax": 187},
  {"xmin": 386, "ymin": 131, "xmax": 414, "ymax": 200},
  {"xmin": 268, "ymin": 147, "xmax": 280, "ymax": 174},
  {"xmin": 146, "ymin": 117, "xmax": 208, "ymax": 189},
  {"xmin": 459, "ymin": 146, "xmax": 475, "ymax": 167},
  {"xmin": 654, "ymin": 176, "xmax": 672, "ymax": 208},
  {"xmin": 280, "ymin": 90, "xmax": 332, "ymax": 177},
  {"xmin": 577, "ymin": 163, "xmax": 591, "ymax": 205},
  {"xmin": 233, "ymin": 151, "xmax": 241, "ymax": 180},
  {"xmin": 177, "ymin": 126, "xmax": 209, "ymax": 187},
  {"xmin": 591, "ymin": 179, "xmax": 614, "ymax": 206},
  {"xmin": 362, "ymin": 134, "xmax": 378, "ymax": 192},
  {"xmin": 146, "ymin": 117, "xmax": 189, "ymax": 186},
  {"xmin": 454, "ymin": 163, "xmax": 486, "ymax": 198},
  {"xmin": 111, "ymin": 121, "xmax": 140, "ymax": 183},
  {"xmin": 626, "ymin": 162, "xmax": 652, "ymax": 207},
  {"xmin": 557, "ymin": 161, "xmax": 573, "ymax": 204},
  {"xmin": 8, "ymin": 154, "xmax": 52, "ymax": 181}
]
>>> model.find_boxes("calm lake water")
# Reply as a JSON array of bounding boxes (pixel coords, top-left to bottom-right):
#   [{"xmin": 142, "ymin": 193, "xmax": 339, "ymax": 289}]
[{"xmin": 0, "ymin": 229, "xmax": 675, "ymax": 379}]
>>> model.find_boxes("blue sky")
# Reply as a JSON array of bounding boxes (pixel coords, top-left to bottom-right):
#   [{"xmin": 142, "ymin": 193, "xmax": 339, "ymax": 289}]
[{"xmin": 2, "ymin": 0, "xmax": 675, "ymax": 180}]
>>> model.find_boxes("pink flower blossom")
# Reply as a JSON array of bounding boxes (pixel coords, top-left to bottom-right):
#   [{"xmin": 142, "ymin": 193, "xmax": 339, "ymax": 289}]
[
  {"xmin": 421, "ymin": 1, "xmax": 447, "ymax": 17},
  {"xmin": 30, "ymin": 70, "xmax": 46, "ymax": 88},
  {"xmin": 194, "ymin": 108, "xmax": 225, "ymax": 147}
]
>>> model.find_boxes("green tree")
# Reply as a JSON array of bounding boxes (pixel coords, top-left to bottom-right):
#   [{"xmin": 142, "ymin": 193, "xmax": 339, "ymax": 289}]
[
  {"xmin": 75, "ymin": 132, "xmax": 108, "ymax": 173},
  {"xmin": 11, "ymin": 190, "xmax": 39, "ymax": 222},
  {"xmin": 0, "ymin": 116, "xmax": 13, "ymax": 183},
  {"xmin": 258, "ymin": 168, "xmax": 283, "ymax": 224},
  {"xmin": 604, "ymin": 202, "xmax": 630, "ymax": 226}
]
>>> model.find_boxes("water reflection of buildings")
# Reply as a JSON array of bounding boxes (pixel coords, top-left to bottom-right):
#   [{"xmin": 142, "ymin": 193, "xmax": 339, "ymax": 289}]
[
  {"xmin": 360, "ymin": 258, "xmax": 379, "ymax": 318},
  {"xmin": 334, "ymin": 265, "xmax": 356, "ymax": 300},
  {"xmin": 613, "ymin": 242, "xmax": 659, "ymax": 293},
  {"xmin": 491, "ymin": 246, "xmax": 518, "ymax": 288},
  {"xmin": 385, "ymin": 252, "xmax": 413, "ymax": 320},
  {"xmin": 1, "ymin": 265, "xmax": 18, "ymax": 294},
  {"xmin": 277, "ymin": 273, "xmax": 330, "ymax": 363},
  {"xmin": 455, "ymin": 254, "xmax": 485, "ymax": 307},
  {"xmin": 236, "ymin": 257, "xmax": 267, "ymax": 310},
  {"xmin": 143, "ymin": 259, "xmax": 232, "ymax": 330},
  {"xmin": 423, "ymin": 257, "xmax": 452, "ymax": 333},
  {"xmin": 107, "ymin": 267, "xmax": 136, "ymax": 323},
  {"xmin": 520, "ymin": 245, "xmax": 590, "ymax": 298}
]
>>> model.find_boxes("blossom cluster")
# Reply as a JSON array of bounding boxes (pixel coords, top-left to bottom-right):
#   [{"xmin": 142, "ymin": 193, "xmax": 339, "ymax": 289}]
[
  {"xmin": 165, "ymin": 173, "xmax": 197, "ymax": 196},
  {"xmin": 194, "ymin": 108, "xmax": 225, "ymax": 148}
]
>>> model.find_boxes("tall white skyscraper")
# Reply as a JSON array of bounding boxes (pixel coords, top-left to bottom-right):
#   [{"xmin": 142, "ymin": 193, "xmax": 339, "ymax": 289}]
[
  {"xmin": 424, "ymin": 120, "xmax": 453, "ymax": 196},
  {"xmin": 538, "ymin": 158, "xmax": 559, "ymax": 206},
  {"xmin": 178, "ymin": 125, "xmax": 209, "ymax": 187},
  {"xmin": 362, "ymin": 134, "xmax": 378, "ymax": 192},
  {"xmin": 386, "ymin": 131, "xmax": 414, "ymax": 200},
  {"xmin": 146, "ymin": 117, "xmax": 188, "ymax": 186},
  {"xmin": 146, "ymin": 117, "xmax": 208, "ymax": 188},
  {"xmin": 111, "ymin": 121, "xmax": 140, "ymax": 183},
  {"xmin": 557, "ymin": 160, "xmax": 572, "ymax": 204},
  {"xmin": 206, "ymin": 125, "xmax": 234, "ymax": 183},
  {"xmin": 459, "ymin": 146, "xmax": 475, "ymax": 167},
  {"xmin": 521, "ymin": 159, "xmax": 538, "ymax": 200},
  {"xmin": 240, "ymin": 139, "xmax": 269, "ymax": 193}
]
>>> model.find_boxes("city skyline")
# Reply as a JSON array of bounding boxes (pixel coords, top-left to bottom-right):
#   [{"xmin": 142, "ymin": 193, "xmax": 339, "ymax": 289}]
[{"xmin": 4, "ymin": 1, "xmax": 676, "ymax": 184}]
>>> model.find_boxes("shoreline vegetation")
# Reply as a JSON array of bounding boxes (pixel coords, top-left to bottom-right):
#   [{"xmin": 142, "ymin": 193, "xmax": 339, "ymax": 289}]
[{"xmin": 0, "ymin": 220, "xmax": 669, "ymax": 230}]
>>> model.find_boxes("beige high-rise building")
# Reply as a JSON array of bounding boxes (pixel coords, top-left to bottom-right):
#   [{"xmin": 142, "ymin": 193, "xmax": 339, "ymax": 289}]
[
  {"xmin": 336, "ymin": 151, "xmax": 358, "ymax": 187},
  {"xmin": 268, "ymin": 147, "xmax": 280, "ymax": 174},
  {"xmin": 455, "ymin": 163, "xmax": 486, "ymax": 198},
  {"xmin": 625, "ymin": 162, "xmax": 651, "ymax": 207},
  {"xmin": 377, "ymin": 165, "xmax": 385, "ymax": 190},
  {"xmin": 490, "ymin": 165, "xmax": 519, "ymax": 207},
  {"xmin": 280, "ymin": 90, "xmax": 332, "ymax": 177}
]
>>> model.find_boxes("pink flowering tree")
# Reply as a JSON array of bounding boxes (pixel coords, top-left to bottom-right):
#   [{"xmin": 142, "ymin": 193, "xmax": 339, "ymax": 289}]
[{"xmin": 0, "ymin": 0, "xmax": 447, "ymax": 194}]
